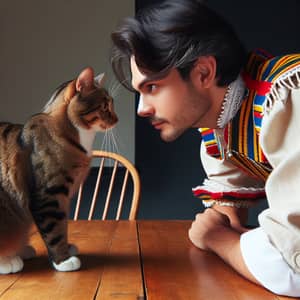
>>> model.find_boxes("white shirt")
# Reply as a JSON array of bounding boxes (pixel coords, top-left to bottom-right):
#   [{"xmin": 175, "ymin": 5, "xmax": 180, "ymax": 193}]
[{"xmin": 198, "ymin": 75, "xmax": 300, "ymax": 296}]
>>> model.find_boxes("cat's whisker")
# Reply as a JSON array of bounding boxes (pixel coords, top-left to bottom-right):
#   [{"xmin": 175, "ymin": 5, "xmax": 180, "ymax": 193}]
[
  {"xmin": 111, "ymin": 127, "xmax": 125, "ymax": 153},
  {"xmin": 107, "ymin": 130, "xmax": 115, "ymax": 167},
  {"xmin": 107, "ymin": 78, "xmax": 119, "ymax": 97},
  {"xmin": 100, "ymin": 131, "xmax": 107, "ymax": 151},
  {"xmin": 110, "ymin": 77, "xmax": 130, "ymax": 98},
  {"xmin": 102, "ymin": 130, "xmax": 114, "ymax": 155},
  {"xmin": 107, "ymin": 80, "xmax": 118, "ymax": 96},
  {"xmin": 107, "ymin": 79, "xmax": 117, "ymax": 95},
  {"xmin": 101, "ymin": 130, "xmax": 111, "ymax": 154},
  {"xmin": 109, "ymin": 131, "xmax": 114, "ymax": 153},
  {"xmin": 109, "ymin": 129, "xmax": 120, "ymax": 154},
  {"xmin": 111, "ymin": 84, "xmax": 122, "ymax": 99},
  {"xmin": 106, "ymin": 132, "xmax": 111, "ymax": 152},
  {"xmin": 107, "ymin": 130, "xmax": 115, "ymax": 154}
]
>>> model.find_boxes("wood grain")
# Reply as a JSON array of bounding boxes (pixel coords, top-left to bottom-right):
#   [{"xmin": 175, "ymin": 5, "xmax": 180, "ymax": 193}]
[
  {"xmin": 137, "ymin": 220, "xmax": 282, "ymax": 300},
  {"xmin": 0, "ymin": 221, "xmax": 297, "ymax": 299},
  {"xmin": 96, "ymin": 221, "xmax": 144, "ymax": 300},
  {"xmin": 0, "ymin": 221, "xmax": 119, "ymax": 299}
]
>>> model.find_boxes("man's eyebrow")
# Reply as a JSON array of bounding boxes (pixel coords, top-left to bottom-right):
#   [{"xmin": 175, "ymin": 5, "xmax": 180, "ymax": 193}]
[
  {"xmin": 137, "ymin": 78, "xmax": 153, "ymax": 91},
  {"xmin": 135, "ymin": 73, "xmax": 164, "ymax": 91}
]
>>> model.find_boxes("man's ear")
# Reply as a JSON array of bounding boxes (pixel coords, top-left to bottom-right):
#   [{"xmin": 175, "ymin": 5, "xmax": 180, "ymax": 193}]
[{"xmin": 190, "ymin": 56, "xmax": 217, "ymax": 89}]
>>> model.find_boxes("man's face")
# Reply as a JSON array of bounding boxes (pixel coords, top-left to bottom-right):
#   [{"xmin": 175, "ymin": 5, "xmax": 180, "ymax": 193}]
[{"xmin": 130, "ymin": 57, "xmax": 214, "ymax": 142}]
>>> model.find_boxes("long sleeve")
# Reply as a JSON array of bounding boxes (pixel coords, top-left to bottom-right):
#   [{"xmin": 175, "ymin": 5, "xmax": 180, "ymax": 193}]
[
  {"xmin": 193, "ymin": 139, "xmax": 265, "ymax": 208},
  {"xmin": 193, "ymin": 52, "xmax": 300, "ymax": 296},
  {"xmin": 239, "ymin": 85, "xmax": 300, "ymax": 296},
  {"xmin": 258, "ymin": 87, "xmax": 300, "ymax": 272}
]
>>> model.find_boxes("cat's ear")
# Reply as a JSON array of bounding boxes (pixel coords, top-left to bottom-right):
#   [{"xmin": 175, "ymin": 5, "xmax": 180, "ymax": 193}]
[
  {"xmin": 94, "ymin": 73, "xmax": 105, "ymax": 88},
  {"xmin": 76, "ymin": 67, "xmax": 95, "ymax": 92}
]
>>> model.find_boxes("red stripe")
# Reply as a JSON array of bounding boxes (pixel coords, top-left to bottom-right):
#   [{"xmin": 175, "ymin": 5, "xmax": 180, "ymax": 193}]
[
  {"xmin": 206, "ymin": 145, "xmax": 219, "ymax": 155},
  {"xmin": 224, "ymin": 126, "xmax": 229, "ymax": 144},
  {"xmin": 201, "ymin": 128, "xmax": 214, "ymax": 136},
  {"xmin": 193, "ymin": 189, "xmax": 265, "ymax": 199},
  {"xmin": 254, "ymin": 111, "xmax": 262, "ymax": 119},
  {"xmin": 242, "ymin": 72, "xmax": 272, "ymax": 96},
  {"xmin": 260, "ymin": 151, "xmax": 268, "ymax": 163}
]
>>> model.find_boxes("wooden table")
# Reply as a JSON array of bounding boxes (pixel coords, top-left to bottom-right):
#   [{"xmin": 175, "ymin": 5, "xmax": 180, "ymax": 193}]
[{"xmin": 0, "ymin": 221, "xmax": 295, "ymax": 299}]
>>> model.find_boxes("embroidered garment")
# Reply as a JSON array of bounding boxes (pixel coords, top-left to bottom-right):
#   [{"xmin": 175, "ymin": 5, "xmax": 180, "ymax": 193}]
[
  {"xmin": 194, "ymin": 50, "xmax": 300, "ymax": 296},
  {"xmin": 194, "ymin": 50, "xmax": 300, "ymax": 206}
]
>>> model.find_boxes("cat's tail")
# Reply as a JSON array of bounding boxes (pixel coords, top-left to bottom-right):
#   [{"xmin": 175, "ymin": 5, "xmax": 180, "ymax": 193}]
[{"xmin": 0, "ymin": 193, "xmax": 31, "ymax": 256}]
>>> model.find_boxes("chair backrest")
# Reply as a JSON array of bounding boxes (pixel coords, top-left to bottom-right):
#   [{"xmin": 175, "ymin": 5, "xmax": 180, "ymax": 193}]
[{"xmin": 73, "ymin": 150, "xmax": 141, "ymax": 220}]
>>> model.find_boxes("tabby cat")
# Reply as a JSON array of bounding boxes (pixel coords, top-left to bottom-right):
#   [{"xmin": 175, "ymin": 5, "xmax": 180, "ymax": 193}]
[{"xmin": 0, "ymin": 67, "xmax": 118, "ymax": 274}]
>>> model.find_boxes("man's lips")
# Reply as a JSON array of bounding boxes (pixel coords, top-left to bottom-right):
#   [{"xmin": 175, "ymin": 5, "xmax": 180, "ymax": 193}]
[{"xmin": 151, "ymin": 121, "xmax": 165, "ymax": 129}]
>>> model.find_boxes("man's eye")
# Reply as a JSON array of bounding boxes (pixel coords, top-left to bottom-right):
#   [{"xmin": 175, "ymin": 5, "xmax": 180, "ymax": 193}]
[{"xmin": 147, "ymin": 84, "xmax": 157, "ymax": 93}]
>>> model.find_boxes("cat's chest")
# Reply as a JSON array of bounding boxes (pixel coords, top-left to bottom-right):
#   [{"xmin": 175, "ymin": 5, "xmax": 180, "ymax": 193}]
[{"xmin": 77, "ymin": 128, "xmax": 96, "ymax": 155}]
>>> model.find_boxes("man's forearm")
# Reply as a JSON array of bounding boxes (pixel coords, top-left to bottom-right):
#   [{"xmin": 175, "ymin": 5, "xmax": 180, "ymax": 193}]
[{"xmin": 206, "ymin": 226, "xmax": 260, "ymax": 285}]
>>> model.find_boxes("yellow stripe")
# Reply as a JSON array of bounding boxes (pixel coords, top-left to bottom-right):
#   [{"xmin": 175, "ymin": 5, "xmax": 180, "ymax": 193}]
[
  {"xmin": 229, "ymin": 152, "xmax": 270, "ymax": 181},
  {"xmin": 273, "ymin": 62, "xmax": 300, "ymax": 81},
  {"xmin": 253, "ymin": 124, "xmax": 259, "ymax": 161},
  {"xmin": 204, "ymin": 140, "xmax": 217, "ymax": 146},
  {"xmin": 271, "ymin": 56, "xmax": 296, "ymax": 79},
  {"xmin": 199, "ymin": 128, "xmax": 209, "ymax": 132},
  {"xmin": 241, "ymin": 91, "xmax": 253, "ymax": 157},
  {"xmin": 253, "ymin": 105, "xmax": 263, "ymax": 112},
  {"xmin": 238, "ymin": 103, "xmax": 245, "ymax": 154}
]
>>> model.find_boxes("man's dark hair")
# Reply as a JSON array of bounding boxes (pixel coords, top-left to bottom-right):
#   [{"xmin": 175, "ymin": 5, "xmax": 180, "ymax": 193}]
[{"xmin": 111, "ymin": 0, "xmax": 247, "ymax": 91}]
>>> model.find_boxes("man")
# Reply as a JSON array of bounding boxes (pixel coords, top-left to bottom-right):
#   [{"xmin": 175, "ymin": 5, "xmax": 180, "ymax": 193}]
[{"xmin": 110, "ymin": 0, "xmax": 300, "ymax": 296}]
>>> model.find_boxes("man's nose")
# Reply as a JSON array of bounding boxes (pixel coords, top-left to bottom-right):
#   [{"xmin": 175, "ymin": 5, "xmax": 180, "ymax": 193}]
[{"xmin": 137, "ymin": 95, "xmax": 154, "ymax": 117}]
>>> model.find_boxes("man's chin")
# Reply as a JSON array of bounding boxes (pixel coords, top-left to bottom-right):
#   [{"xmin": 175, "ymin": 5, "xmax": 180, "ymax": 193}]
[{"xmin": 160, "ymin": 129, "xmax": 185, "ymax": 142}]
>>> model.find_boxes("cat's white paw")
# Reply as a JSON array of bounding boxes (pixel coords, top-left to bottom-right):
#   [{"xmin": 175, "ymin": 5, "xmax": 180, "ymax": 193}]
[
  {"xmin": 0, "ymin": 256, "xmax": 24, "ymax": 274},
  {"xmin": 53, "ymin": 256, "xmax": 81, "ymax": 272},
  {"xmin": 18, "ymin": 245, "xmax": 36, "ymax": 260},
  {"xmin": 68, "ymin": 244, "xmax": 79, "ymax": 256}
]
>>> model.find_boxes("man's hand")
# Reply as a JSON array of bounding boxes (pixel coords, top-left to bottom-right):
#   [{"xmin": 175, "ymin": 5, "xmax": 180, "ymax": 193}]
[
  {"xmin": 188, "ymin": 208, "xmax": 231, "ymax": 250},
  {"xmin": 188, "ymin": 208, "xmax": 260, "ymax": 285}
]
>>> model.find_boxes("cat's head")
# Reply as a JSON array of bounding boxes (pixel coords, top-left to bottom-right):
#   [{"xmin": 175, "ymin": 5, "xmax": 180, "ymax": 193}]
[{"xmin": 45, "ymin": 67, "xmax": 118, "ymax": 132}]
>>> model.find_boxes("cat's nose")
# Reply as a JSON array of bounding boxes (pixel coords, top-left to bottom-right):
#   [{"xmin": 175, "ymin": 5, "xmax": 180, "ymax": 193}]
[{"xmin": 137, "ymin": 95, "xmax": 154, "ymax": 117}]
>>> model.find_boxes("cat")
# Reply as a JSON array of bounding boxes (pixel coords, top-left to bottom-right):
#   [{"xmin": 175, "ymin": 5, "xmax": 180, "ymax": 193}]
[{"xmin": 0, "ymin": 67, "xmax": 118, "ymax": 274}]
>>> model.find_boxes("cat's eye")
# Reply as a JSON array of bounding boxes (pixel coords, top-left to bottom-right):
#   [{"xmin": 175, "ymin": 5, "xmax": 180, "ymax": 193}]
[{"xmin": 102, "ymin": 102, "xmax": 109, "ymax": 111}]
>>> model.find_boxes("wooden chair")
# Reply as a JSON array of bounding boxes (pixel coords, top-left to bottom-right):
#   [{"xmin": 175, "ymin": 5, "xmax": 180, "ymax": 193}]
[{"xmin": 73, "ymin": 150, "xmax": 141, "ymax": 220}]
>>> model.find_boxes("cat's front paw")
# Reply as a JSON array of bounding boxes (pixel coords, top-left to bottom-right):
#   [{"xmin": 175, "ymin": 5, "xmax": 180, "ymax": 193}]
[
  {"xmin": 53, "ymin": 256, "xmax": 81, "ymax": 272},
  {"xmin": 0, "ymin": 256, "xmax": 24, "ymax": 274}
]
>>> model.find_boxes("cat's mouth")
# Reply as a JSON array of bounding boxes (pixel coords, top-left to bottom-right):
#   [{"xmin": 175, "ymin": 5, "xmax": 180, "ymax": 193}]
[{"xmin": 100, "ymin": 117, "xmax": 118, "ymax": 130}]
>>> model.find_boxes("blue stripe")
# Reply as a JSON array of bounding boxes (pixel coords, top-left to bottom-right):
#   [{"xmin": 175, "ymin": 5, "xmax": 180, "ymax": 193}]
[
  {"xmin": 254, "ymin": 94, "xmax": 266, "ymax": 106},
  {"xmin": 267, "ymin": 58, "xmax": 300, "ymax": 81},
  {"xmin": 202, "ymin": 132, "xmax": 215, "ymax": 142},
  {"xmin": 261, "ymin": 57, "xmax": 278, "ymax": 79},
  {"xmin": 247, "ymin": 107, "xmax": 254, "ymax": 159},
  {"xmin": 254, "ymin": 116, "xmax": 262, "ymax": 129}
]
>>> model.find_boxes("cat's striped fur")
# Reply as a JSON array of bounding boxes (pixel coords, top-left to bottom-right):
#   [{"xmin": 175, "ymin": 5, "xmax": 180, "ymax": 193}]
[{"xmin": 0, "ymin": 67, "xmax": 118, "ymax": 273}]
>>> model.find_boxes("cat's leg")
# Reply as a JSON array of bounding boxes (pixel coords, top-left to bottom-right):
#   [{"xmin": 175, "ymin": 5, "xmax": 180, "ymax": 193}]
[
  {"xmin": 31, "ymin": 198, "xmax": 81, "ymax": 272},
  {"xmin": 0, "ymin": 191, "xmax": 31, "ymax": 274},
  {"xmin": 18, "ymin": 245, "xmax": 36, "ymax": 260},
  {"xmin": 68, "ymin": 244, "xmax": 79, "ymax": 256}
]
